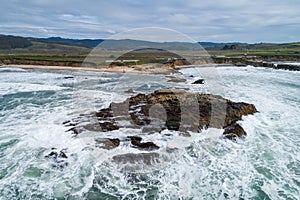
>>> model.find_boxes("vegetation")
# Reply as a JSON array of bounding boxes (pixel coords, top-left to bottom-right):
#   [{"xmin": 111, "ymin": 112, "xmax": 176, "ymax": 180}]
[
  {"xmin": 0, "ymin": 34, "xmax": 299, "ymax": 66},
  {"xmin": 0, "ymin": 35, "xmax": 32, "ymax": 49}
]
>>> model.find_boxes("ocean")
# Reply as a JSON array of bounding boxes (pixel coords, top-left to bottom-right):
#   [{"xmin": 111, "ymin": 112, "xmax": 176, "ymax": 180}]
[{"xmin": 0, "ymin": 66, "xmax": 299, "ymax": 199}]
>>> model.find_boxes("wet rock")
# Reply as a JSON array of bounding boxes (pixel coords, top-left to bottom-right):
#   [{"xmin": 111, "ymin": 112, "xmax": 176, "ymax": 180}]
[
  {"xmin": 66, "ymin": 89, "xmax": 257, "ymax": 140},
  {"xmin": 45, "ymin": 149, "xmax": 68, "ymax": 159},
  {"xmin": 63, "ymin": 76, "xmax": 74, "ymax": 79},
  {"xmin": 95, "ymin": 138, "xmax": 120, "ymax": 150},
  {"xmin": 223, "ymin": 123, "xmax": 247, "ymax": 139},
  {"xmin": 125, "ymin": 88, "xmax": 135, "ymax": 93},
  {"xmin": 192, "ymin": 79, "xmax": 205, "ymax": 84},
  {"xmin": 45, "ymin": 149, "xmax": 68, "ymax": 170},
  {"xmin": 167, "ymin": 77, "xmax": 187, "ymax": 83},
  {"xmin": 62, "ymin": 120, "xmax": 71, "ymax": 125},
  {"xmin": 128, "ymin": 136, "xmax": 160, "ymax": 151},
  {"xmin": 112, "ymin": 152, "xmax": 160, "ymax": 166}
]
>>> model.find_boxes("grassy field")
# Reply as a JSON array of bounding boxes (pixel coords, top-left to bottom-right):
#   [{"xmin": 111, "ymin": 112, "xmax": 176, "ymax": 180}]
[{"xmin": 0, "ymin": 34, "xmax": 299, "ymax": 66}]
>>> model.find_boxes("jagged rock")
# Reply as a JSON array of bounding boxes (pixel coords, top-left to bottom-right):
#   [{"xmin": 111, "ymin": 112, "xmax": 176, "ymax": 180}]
[
  {"xmin": 223, "ymin": 123, "xmax": 247, "ymax": 139},
  {"xmin": 45, "ymin": 149, "xmax": 68, "ymax": 170},
  {"xmin": 192, "ymin": 79, "xmax": 205, "ymax": 84},
  {"xmin": 66, "ymin": 89, "xmax": 257, "ymax": 141},
  {"xmin": 95, "ymin": 138, "xmax": 120, "ymax": 150},
  {"xmin": 128, "ymin": 136, "xmax": 159, "ymax": 151}
]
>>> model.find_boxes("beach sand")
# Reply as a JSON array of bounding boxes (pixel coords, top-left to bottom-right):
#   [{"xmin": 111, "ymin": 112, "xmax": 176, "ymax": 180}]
[{"xmin": 1, "ymin": 64, "xmax": 179, "ymax": 74}]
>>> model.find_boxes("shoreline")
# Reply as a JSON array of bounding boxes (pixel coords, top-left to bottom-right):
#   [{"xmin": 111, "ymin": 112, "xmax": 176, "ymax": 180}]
[
  {"xmin": 0, "ymin": 64, "xmax": 179, "ymax": 74},
  {"xmin": 1, "ymin": 61, "xmax": 299, "ymax": 74}
]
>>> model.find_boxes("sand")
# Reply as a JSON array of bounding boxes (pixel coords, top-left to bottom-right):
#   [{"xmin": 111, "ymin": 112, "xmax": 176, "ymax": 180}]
[{"xmin": 1, "ymin": 64, "xmax": 178, "ymax": 74}]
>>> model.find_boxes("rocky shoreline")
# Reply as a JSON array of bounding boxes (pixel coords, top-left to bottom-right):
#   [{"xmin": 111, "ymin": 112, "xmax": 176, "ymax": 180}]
[{"xmin": 213, "ymin": 56, "xmax": 300, "ymax": 71}]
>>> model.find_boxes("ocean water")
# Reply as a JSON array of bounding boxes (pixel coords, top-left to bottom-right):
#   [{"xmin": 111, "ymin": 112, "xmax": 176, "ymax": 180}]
[{"xmin": 0, "ymin": 66, "xmax": 299, "ymax": 199}]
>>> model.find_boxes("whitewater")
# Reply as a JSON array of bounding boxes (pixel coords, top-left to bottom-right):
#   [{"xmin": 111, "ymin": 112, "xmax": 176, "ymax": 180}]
[{"xmin": 0, "ymin": 66, "xmax": 299, "ymax": 199}]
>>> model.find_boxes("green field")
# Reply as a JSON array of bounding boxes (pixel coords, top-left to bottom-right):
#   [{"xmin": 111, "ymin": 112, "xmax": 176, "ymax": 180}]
[{"xmin": 0, "ymin": 34, "xmax": 299, "ymax": 66}]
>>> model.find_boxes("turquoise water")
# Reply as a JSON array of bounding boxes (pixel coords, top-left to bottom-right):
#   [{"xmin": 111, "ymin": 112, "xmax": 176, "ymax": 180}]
[{"xmin": 0, "ymin": 66, "xmax": 299, "ymax": 199}]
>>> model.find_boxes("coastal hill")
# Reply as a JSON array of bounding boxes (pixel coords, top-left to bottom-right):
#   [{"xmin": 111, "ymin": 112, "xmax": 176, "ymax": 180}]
[{"xmin": 0, "ymin": 34, "xmax": 299, "ymax": 70}]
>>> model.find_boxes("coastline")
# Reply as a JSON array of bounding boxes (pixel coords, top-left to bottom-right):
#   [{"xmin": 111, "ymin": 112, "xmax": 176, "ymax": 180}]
[{"xmin": 0, "ymin": 64, "xmax": 179, "ymax": 74}]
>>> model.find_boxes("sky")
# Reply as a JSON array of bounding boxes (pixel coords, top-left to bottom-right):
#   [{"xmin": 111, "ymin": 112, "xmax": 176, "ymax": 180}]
[{"xmin": 0, "ymin": 0, "xmax": 299, "ymax": 43}]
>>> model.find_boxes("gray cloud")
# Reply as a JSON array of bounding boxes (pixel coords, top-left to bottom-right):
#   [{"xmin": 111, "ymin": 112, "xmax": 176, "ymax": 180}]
[{"xmin": 0, "ymin": 0, "xmax": 299, "ymax": 42}]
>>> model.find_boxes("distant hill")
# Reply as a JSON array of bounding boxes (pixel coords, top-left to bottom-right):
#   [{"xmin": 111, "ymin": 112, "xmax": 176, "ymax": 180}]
[
  {"xmin": 0, "ymin": 34, "xmax": 248, "ymax": 51},
  {"xmin": 198, "ymin": 42, "xmax": 245, "ymax": 47},
  {"xmin": 0, "ymin": 35, "xmax": 32, "ymax": 49},
  {"xmin": 40, "ymin": 37, "xmax": 104, "ymax": 48},
  {"xmin": 0, "ymin": 34, "xmax": 299, "ymax": 59}
]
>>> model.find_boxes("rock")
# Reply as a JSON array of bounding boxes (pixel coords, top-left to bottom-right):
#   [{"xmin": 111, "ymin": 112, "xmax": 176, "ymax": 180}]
[
  {"xmin": 154, "ymin": 89, "xmax": 186, "ymax": 94},
  {"xmin": 45, "ymin": 149, "xmax": 68, "ymax": 170},
  {"xmin": 95, "ymin": 138, "xmax": 120, "ymax": 150},
  {"xmin": 223, "ymin": 123, "xmax": 246, "ymax": 139},
  {"xmin": 192, "ymin": 79, "xmax": 205, "ymax": 84},
  {"xmin": 45, "ymin": 149, "xmax": 68, "ymax": 159},
  {"xmin": 112, "ymin": 152, "xmax": 160, "ymax": 166},
  {"xmin": 164, "ymin": 58, "xmax": 191, "ymax": 68},
  {"xmin": 63, "ymin": 76, "xmax": 74, "ymax": 79},
  {"xmin": 125, "ymin": 88, "xmax": 134, "ymax": 93},
  {"xmin": 128, "ymin": 136, "xmax": 160, "ymax": 151},
  {"xmin": 66, "ymin": 89, "xmax": 257, "ymax": 141},
  {"xmin": 166, "ymin": 77, "xmax": 187, "ymax": 83}
]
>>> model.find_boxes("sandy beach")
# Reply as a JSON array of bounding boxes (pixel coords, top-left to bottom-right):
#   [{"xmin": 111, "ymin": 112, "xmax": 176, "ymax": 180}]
[{"xmin": 0, "ymin": 64, "xmax": 179, "ymax": 74}]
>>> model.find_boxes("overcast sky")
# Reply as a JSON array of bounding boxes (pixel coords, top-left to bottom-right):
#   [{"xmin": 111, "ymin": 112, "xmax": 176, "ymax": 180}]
[{"xmin": 0, "ymin": 0, "xmax": 299, "ymax": 43}]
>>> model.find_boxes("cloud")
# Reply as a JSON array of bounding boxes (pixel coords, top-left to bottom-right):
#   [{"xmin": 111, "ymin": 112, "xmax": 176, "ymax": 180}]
[{"xmin": 0, "ymin": 0, "xmax": 299, "ymax": 42}]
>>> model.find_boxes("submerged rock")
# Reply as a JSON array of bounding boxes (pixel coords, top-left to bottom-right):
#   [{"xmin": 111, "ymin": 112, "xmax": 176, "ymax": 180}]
[
  {"xmin": 45, "ymin": 149, "xmax": 69, "ymax": 170},
  {"xmin": 192, "ymin": 79, "xmax": 205, "ymax": 84},
  {"xmin": 95, "ymin": 138, "xmax": 120, "ymax": 150}
]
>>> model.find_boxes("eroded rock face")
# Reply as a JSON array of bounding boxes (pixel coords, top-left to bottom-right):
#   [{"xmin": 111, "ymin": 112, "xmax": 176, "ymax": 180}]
[
  {"xmin": 65, "ymin": 89, "xmax": 257, "ymax": 145},
  {"xmin": 223, "ymin": 123, "xmax": 247, "ymax": 139}
]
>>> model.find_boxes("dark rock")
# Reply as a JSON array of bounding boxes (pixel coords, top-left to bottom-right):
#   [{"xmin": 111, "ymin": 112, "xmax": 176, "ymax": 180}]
[
  {"xmin": 125, "ymin": 88, "xmax": 135, "ymax": 93},
  {"xmin": 63, "ymin": 76, "xmax": 74, "ymax": 79},
  {"xmin": 45, "ymin": 149, "xmax": 68, "ymax": 159},
  {"xmin": 66, "ymin": 89, "xmax": 257, "ymax": 140},
  {"xmin": 192, "ymin": 79, "xmax": 205, "ymax": 84},
  {"xmin": 189, "ymin": 75, "xmax": 194, "ymax": 77},
  {"xmin": 128, "ymin": 136, "xmax": 160, "ymax": 151},
  {"xmin": 45, "ymin": 149, "xmax": 69, "ymax": 170},
  {"xmin": 167, "ymin": 77, "xmax": 187, "ymax": 83},
  {"xmin": 59, "ymin": 151, "xmax": 68, "ymax": 159},
  {"xmin": 223, "ymin": 123, "xmax": 246, "ymax": 139},
  {"xmin": 62, "ymin": 120, "xmax": 71, "ymax": 125},
  {"xmin": 95, "ymin": 138, "xmax": 120, "ymax": 150}
]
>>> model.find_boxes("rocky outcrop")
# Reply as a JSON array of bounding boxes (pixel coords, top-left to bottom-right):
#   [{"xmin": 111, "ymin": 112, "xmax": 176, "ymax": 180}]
[
  {"xmin": 223, "ymin": 123, "xmax": 246, "ymax": 139},
  {"xmin": 128, "ymin": 136, "xmax": 160, "ymax": 150},
  {"xmin": 164, "ymin": 59, "xmax": 190, "ymax": 68},
  {"xmin": 65, "ymin": 89, "xmax": 257, "ymax": 151},
  {"xmin": 192, "ymin": 79, "xmax": 205, "ymax": 84}
]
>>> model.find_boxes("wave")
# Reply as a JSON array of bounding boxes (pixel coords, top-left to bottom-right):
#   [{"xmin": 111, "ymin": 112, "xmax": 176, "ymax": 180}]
[{"xmin": 0, "ymin": 67, "xmax": 27, "ymax": 72}]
